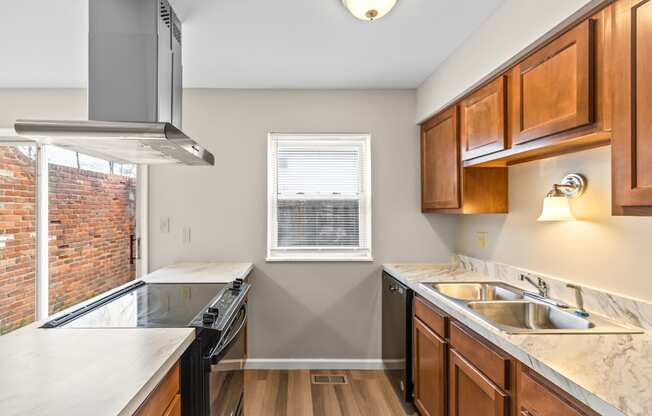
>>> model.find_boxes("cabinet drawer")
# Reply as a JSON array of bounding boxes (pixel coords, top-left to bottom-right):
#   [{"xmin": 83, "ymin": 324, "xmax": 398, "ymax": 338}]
[
  {"xmin": 449, "ymin": 322, "xmax": 510, "ymax": 390},
  {"xmin": 135, "ymin": 362, "xmax": 180, "ymax": 416},
  {"xmin": 518, "ymin": 365, "xmax": 598, "ymax": 416},
  {"xmin": 414, "ymin": 296, "xmax": 448, "ymax": 338}
]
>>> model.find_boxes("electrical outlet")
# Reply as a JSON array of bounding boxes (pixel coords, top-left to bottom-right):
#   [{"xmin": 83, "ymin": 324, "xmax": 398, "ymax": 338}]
[
  {"xmin": 160, "ymin": 217, "xmax": 170, "ymax": 233},
  {"xmin": 182, "ymin": 227, "xmax": 192, "ymax": 244},
  {"xmin": 475, "ymin": 232, "xmax": 489, "ymax": 249}
]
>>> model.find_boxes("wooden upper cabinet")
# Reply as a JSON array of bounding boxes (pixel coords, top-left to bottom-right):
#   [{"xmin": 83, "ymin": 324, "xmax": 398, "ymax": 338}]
[
  {"xmin": 421, "ymin": 106, "xmax": 460, "ymax": 211},
  {"xmin": 449, "ymin": 349, "xmax": 508, "ymax": 416},
  {"xmin": 510, "ymin": 20, "xmax": 595, "ymax": 146},
  {"xmin": 413, "ymin": 316, "xmax": 447, "ymax": 416},
  {"xmin": 612, "ymin": 0, "xmax": 652, "ymax": 214},
  {"xmin": 460, "ymin": 76, "xmax": 508, "ymax": 160}
]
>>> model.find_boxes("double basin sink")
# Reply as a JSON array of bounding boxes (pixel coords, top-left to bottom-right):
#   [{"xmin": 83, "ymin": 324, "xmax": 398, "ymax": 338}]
[{"xmin": 424, "ymin": 282, "xmax": 640, "ymax": 334}]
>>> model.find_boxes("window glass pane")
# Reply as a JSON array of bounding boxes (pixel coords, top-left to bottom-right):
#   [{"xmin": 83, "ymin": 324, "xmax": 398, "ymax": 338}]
[
  {"xmin": 278, "ymin": 199, "xmax": 360, "ymax": 247},
  {"xmin": 277, "ymin": 147, "xmax": 361, "ymax": 195},
  {"xmin": 48, "ymin": 147, "xmax": 137, "ymax": 314},
  {"xmin": 0, "ymin": 145, "xmax": 36, "ymax": 335}
]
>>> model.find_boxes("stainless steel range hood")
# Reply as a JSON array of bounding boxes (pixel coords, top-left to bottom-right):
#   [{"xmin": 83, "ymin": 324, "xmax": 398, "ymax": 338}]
[
  {"xmin": 13, "ymin": 120, "xmax": 214, "ymax": 166},
  {"xmin": 4, "ymin": 0, "xmax": 214, "ymax": 166}
]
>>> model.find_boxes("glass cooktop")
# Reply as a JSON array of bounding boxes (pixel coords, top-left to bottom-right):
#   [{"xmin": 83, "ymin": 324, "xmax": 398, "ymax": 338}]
[{"xmin": 61, "ymin": 282, "xmax": 226, "ymax": 328}]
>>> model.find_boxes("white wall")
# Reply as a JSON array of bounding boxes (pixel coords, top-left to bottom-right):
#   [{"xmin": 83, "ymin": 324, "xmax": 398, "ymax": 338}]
[
  {"xmin": 456, "ymin": 147, "xmax": 652, "ymax": 302},
  {"xmin": 0, "ymin": 89, "xmax": 86, "ymax": 123},
  {"xmin": 416, "ymin": 0, "xmax": 594, "ymax": 122},
  {"xmin": 149, "ymin": 89, "xmax": 457, "ymax": 359}
]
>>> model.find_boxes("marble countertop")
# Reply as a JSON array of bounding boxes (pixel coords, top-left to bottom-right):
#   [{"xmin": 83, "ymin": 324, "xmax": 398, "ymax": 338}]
[
  {"xmin": 0, "ymin": 328, "xmax": 194, "ymax": 416},
  {"xmin": 0, "ymin": 261, "xmax": 253, "ymax": 416},
  {"xmin": 143, "ymin": 262, "xmax": 253, "ymax": 284},
  {"xmin": 384, "ymin": 263, "xmax": 652, "ymax": 416}
]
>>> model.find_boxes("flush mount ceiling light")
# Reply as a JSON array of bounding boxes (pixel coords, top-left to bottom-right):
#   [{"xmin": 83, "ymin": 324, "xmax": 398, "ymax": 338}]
[
  {"xmin": 538, "ymin": 174, "xmax": 586, "ymax": 221},
  {"xmin": 342, "ymin": 0, "xmax": 398, "ymax": 21}
]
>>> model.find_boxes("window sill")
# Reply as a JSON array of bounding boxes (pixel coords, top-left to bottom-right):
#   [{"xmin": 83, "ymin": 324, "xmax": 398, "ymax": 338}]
[{"xmin": 265, "ymin": 256, "xmax": 374, "ymax": 263}]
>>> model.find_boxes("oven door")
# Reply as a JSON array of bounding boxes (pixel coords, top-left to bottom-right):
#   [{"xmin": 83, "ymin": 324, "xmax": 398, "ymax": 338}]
[{"xmin": 206, "ymin": 305, "xmax": 247, "ymax": 416}]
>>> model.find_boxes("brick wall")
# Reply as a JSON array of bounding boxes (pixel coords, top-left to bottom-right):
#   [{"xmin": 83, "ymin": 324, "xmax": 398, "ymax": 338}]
[
  {"xmin": 0, "ymin": 146, "xmax": 135, "ymax": 334},
  {"xmin": 0, "ymin": 147, "xmax": 36, "ymax": 334}
]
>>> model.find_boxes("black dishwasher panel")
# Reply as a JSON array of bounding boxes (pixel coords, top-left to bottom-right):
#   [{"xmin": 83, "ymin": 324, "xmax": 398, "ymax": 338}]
[{"xmin": 382, "ymin": 271, "xmax": 413, "ymax": 403}]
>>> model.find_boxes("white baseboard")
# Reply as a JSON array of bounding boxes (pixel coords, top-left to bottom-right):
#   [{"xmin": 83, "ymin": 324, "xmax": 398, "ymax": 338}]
[{"xmin": 245, "ymin": 358, "xmax": 386, "ymax": 370}]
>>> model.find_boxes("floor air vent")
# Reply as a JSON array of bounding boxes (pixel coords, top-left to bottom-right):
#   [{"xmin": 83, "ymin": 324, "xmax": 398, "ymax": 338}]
[{"xmin": 311, "ymin": 375, "xmax": 348, "ymax": 385}]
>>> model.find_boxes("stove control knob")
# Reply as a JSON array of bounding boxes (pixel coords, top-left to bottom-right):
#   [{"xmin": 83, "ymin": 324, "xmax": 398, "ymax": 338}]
[
  {"xmin": 202, "ymin": 312, "xmax": 217, "ymax": 325},
  {"xmin": 207, "ymin": 307, "xmax": 220, "ymax": 316},
  {"xmin": 232, "ymin": 279, "xmax": 244, "ymax": 290}
]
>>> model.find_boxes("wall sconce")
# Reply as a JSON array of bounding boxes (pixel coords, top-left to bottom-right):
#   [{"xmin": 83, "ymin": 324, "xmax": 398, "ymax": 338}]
[{"xmin": 538, "ymin": 173, "xmax": 586, "ymax": 221}]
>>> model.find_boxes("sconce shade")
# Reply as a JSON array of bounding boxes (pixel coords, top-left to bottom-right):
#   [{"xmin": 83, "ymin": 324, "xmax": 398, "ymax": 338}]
[
  {"xmin": 538, "ymin": 196, "xmax": 576, "ymax": 221},
  {"xmin": 342, "ymin": 0, "xmax": 398, "ymax": 21}
]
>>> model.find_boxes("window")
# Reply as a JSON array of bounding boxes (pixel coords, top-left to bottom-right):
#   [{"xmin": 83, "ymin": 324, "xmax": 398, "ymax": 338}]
[
  {"xmin": 267, "ymin": 133, "xmax": 372, "ymax": 261},
  {"xmin": 47, "ymin": 147, "xmax": 137, "ymax": 314},
  {"xmin": 0, "ymin": 140, "xmax": 141, "ymax": 335}
]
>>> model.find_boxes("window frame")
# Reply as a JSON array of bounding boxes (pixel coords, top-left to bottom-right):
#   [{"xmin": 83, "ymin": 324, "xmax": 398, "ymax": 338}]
[{"xmin": 266, "ymin": 133, "xmax": 373, "ymax": 262}]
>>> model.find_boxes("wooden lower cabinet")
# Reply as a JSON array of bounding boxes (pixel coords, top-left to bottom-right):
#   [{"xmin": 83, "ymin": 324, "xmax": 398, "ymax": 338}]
[
  {"xmin": 411, "ymin": 297, "xmax": 600, "ymax": 416},
  {"xmin": 517, "ymin": 364, "xmax": 598, "ymax": 416},
  {"xmin": 413, "ymin": 316, "xmax": 447, "ymax": 416},
  {"xmin": 162, "ymin": 395, "xmax": 181, "ymax": 416},
  {"xmin": 448, "ymin": 349, "xmax": 508, "ymax": 416},
  {"xmin": 135, "ymin": 361, "xmax": 180, "ymax": 416}
]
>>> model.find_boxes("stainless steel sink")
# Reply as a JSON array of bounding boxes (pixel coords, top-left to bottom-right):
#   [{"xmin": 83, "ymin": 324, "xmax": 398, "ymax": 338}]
[
  {"xmin": 427, "ymin": 282, "xmax": 524, "ymax": 302},
  {"xmin": 421, "ymin": 281, "xmax": 642, "ymax": 334},
  {"xmin": 465, "ymin": 301, "xmax": 640, "ymax": 334}
]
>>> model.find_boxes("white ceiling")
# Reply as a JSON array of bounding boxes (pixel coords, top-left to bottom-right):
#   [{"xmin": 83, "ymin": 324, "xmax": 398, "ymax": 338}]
[{"xmin": 0, "ymin": 0, "xmax": 504, "ymax": 89}]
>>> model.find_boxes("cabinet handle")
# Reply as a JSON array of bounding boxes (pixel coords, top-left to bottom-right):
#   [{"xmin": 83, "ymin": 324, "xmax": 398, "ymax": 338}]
[{"xmin": 521, "ymin": 411, "xmax": 536, "ymax": 416}]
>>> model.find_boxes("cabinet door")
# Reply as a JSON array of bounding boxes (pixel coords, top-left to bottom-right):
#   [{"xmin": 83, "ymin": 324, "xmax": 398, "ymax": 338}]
[
  {"xmin": 413, "ymin": 317, "xmax": 447, "ymax": 416},
  {"xmin": 421, "ymin": 106, "xmax": 460, "ymax": 211},
  {"xmin": 449, "ymin": 349, "xmax": 508, "ymax": 416},
  {"xmin": 460, "ymin": 76, "xmax": 508, "ymax": 160},
  {"xmin": 510, "ymin": 20, "xmax": 594, "ymax": 145},
  {"xmin": 612, "ymin": 0, "xmax": 652, "ymax": 210}
]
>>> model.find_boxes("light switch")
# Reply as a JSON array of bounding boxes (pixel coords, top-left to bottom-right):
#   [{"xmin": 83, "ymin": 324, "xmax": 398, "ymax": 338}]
[
  {"xmin": 475, "ymin": 232, "xmax": 489, "ymax": 249},
  {"xmin": 160, "ymin": 217, "xmax": 170, "ymax": 233},
  {"xmin": 182, "ymin": 227, "xmax": 192, "ymax": 244}
]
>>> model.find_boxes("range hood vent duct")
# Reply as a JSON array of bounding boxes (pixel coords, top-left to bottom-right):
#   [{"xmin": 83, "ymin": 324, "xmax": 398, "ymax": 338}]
[{"xmin": 6, "ymin": 0, "xmax": 214, "ymax": 166}]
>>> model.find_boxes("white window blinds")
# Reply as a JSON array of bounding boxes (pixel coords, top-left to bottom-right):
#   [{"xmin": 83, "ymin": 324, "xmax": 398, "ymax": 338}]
[{"xmin": 267, "ymin": 134, "xmax": 372, "ymax": 261}]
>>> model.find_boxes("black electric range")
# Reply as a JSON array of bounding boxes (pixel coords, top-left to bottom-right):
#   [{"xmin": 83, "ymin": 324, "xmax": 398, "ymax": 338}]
[{"xmin": 43, "ymin": 279, "xmax": 250, "ymax": 416}]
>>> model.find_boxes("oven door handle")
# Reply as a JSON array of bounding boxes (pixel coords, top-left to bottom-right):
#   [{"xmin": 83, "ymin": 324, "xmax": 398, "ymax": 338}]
[{"xmin": 205, "ymin": 305, "xmax": 247, "ymax": 365}]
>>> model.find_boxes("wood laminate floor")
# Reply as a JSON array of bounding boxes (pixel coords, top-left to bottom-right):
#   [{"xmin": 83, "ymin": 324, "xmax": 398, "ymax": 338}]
[{"xmin": 244, "ymin": 370, "xmax": 415, "ymax": 416}]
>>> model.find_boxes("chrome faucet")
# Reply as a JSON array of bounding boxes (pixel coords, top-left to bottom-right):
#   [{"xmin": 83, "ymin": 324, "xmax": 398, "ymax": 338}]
[
  {"xmin": 567, "ymin": 284, "xmax": 589, "ymax": 317},
  {"xmin": 520, "ymin": 274, "xmax": 548, "ymax": 297}
]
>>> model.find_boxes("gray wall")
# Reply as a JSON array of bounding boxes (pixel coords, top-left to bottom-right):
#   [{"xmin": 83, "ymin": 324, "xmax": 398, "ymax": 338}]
[{"xmin": 149, "ymin": 89, "xmax": 457, "ymax": 359}]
